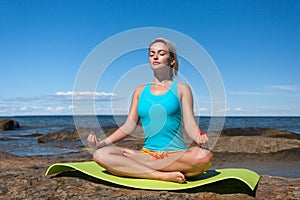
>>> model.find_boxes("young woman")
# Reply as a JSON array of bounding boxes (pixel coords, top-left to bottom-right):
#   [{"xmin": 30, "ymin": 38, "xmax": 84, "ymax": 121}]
[{"xmin": 87, "ymin": 38, "xmax": 213, "ymax": 183}]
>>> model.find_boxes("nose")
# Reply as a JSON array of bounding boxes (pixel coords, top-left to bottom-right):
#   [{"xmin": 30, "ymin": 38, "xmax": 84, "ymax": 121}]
[{"xmin": 153, "ymin": 53, "xmax": 159, "ymax": 60}]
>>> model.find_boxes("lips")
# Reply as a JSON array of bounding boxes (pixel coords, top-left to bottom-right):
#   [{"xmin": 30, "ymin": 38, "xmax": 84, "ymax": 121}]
[{"xmin": 153, "ymin": 61, "xmax": 161, "ymax": 65}]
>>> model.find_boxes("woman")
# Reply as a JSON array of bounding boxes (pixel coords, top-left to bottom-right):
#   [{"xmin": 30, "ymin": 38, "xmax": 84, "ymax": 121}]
[{"xmin": 87, "ymin": 38, "xmax": 213, "ymax": 183}]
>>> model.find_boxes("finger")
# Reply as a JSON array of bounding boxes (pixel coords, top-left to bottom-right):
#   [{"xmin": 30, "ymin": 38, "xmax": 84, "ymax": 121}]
[
  {"xmin": 201, "ymin": 134, "xmax": 208, "ymax": 142},
  {"xmin": 95, "ymin": 137, "xmax": 102, "ymax": 146},
  {"xmin": 90, "ymin": 131, "xmax": 95, "ymax": 136},
  {"xmin": 87, "ymin": 134, "xmax": 95, "ymax": 143},
  {"xmin": 87, "ymin": 135, "xmax": 97, "ymax": 147},
  {"xmin": 122, "ymin": 148, "xmax": 135, "ymax": 154},
  {"xmin": 87, "ymin": 135, "xmax": 92, "ymax": 144},
  {"xmin": 199, "ymin": 136, "xmax": 208, "ymax": 145}
]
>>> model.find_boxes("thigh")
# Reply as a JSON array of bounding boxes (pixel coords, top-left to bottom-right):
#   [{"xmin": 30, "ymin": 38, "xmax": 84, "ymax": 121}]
[
  {"xmin": 94, "ymin": 146, "xmax": 123, "ymax": 157},
  {"xmin": 94, "ymin": 146, "xmax": 148, "ymax": 159},
  {"xmin": 155, "ymin": 147, "xmax": 212, "ymax": 172}
]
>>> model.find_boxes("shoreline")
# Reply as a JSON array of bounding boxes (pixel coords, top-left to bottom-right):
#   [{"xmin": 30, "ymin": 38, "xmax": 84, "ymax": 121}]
[
  {"xmin": 0, "ymin": 151, "xmax": 299, "ymax": 199},
  {"xmin": 2, "ymin": 126, "xmax": 300, "ymax": 178}
]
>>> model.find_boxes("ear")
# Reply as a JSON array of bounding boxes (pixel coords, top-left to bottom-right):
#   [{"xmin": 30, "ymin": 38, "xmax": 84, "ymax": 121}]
[{"xmin": 170, "ymin": 57, "xmax": 175, "ymax": 66}]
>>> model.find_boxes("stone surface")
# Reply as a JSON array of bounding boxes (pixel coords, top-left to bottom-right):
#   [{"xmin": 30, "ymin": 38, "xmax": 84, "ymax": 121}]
[
  {"xmin": 37, "ymin": 127, "xmax": 89, "ymax": 143},
  {"xmin": 221, "ymin": 127, "xmax": 300, "ymax": 139},
  {"xmin": 1, "ymin": 127, "xmax": 299, "ymax": 199},
  {"xmin": 0, "ymin": 119, "xmax": 20, "ymax": 130},
  {"xmin": 212, "ymin": 136, "xmax": 300, "ymax": 153},
  {"xmin": 0, "ymin": 152, "xmax": 299, "ymax": 200}
]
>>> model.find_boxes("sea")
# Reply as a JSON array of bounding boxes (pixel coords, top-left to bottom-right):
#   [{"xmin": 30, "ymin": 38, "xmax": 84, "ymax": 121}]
[{"xmin": 0, "ymin": 115, "xmax": 300, "ymax": 157}]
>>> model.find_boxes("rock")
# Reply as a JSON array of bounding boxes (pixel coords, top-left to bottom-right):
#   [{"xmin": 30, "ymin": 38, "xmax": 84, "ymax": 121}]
[
  {"xmin": 37, "ymin": 126, "xmax": 120, "ymax": 144},
  {"xmin": 22, "ymin": 132, "xmax": 43, "ymax": 138},
  {"xmin": 12, "ymin": 120, "xmax": 20, "ymax": 128},
  {"xmin": 0, "ymin": 152, "xmax": 299, "ymax": 200},
  {"xmin": 221, "ymin": 127, "xmax": 300, "ymax": 140},
  {"xmin": 208, "ymin": 128, "xmax": 300, "ymax": 154},
  {"xmin": 256, "ymin": 176, "xmax": 300, "ymax": 200},
  {"xmin": 37, "ymin": 127, "xmax": 79, "ymax": 143},
  {"xmin": 212, "ymin": 136, "xmax": 300, "ymax": 153},
  {"xmin": 0, "ymin": 119, "xmax": 20, "ymax": 130}
]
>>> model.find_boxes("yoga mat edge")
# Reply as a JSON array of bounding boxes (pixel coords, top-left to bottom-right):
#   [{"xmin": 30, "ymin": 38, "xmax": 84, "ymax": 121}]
[{"xmin": 45, "ymin": 161, "xmax": 260, "ymax": 191}]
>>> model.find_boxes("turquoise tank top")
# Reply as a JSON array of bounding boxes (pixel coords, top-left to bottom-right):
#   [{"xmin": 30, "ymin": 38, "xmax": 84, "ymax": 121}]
[{"xmin": 137, "ymin": 81, "xmax": 187, "ymax": 151}]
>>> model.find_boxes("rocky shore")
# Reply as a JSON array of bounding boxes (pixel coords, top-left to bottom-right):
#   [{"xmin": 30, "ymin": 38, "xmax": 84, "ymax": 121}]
[{"xmin": 0, "ymin": 126, "xmax": 299, "ymax": 199}]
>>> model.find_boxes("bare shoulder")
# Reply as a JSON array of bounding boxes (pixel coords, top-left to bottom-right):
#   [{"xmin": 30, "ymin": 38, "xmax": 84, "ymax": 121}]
[
  {"xmin": 177, "ymin": 83, "xmax": 192, "ymax": 96},
  {"xmin": 133, "ymin": 84, "xmax": 147, "ymax": 98}
]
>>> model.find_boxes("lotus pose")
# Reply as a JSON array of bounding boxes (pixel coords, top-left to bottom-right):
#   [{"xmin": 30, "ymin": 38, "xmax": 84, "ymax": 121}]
[{"xmin": 87, "ymin": 38, "xmax": 213, "ymax": 183}]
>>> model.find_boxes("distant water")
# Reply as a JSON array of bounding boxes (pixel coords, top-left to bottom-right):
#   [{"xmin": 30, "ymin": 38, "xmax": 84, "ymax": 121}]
[{"xmin": 0, "ymin": 116, "xmax": 299, "ymax": 157}]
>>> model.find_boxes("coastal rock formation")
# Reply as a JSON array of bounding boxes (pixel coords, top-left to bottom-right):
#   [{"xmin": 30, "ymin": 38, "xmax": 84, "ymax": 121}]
[
  {"xmin": 221, "ymin": 127, "xmax": 300, "ymax": 140},
  {"xmin": 37, "ymin": 127, "xmax": 119, "ymax": 143},
  {"xmin": 1, "ymin": 127, "xmax": 300, "ymax": 199},
  {"xmin": 212, "ymin": 136, "xmax": 300, "ymax": 153},
  {"xmin": 37, "ymin": 126, "xmax": 300, "ymax": 155},
  {"xmin": 0, "ymin": 152, "xmax": 299, "ymax": 200},
  {"xmin": 208, "ymin": 128, "xmax": 300, "ymax": 153},
  {"xmin": 37, "ymin": 127, "xmax": 83, "ymax": 143},
  {"xmin": 0, "ymin": 119, "xmax": 20, "ymax": 130}
]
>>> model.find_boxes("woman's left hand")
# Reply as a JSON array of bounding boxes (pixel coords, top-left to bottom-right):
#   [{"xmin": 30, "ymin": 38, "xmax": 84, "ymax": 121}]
[{"xmin": 198, "ymin": 131, "xmax": 208, "ymax": 146}]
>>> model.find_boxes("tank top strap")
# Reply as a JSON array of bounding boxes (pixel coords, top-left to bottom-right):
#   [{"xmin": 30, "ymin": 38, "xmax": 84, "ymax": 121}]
[{"xmin": 169, "ymin": 81, "xmax": 178, "ymax": 97}]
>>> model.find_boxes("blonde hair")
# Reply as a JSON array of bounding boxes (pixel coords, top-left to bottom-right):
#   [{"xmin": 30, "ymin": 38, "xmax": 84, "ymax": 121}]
[{"xmin": 149, "ymin": 38, "xmax": 179, "ymax": 78}]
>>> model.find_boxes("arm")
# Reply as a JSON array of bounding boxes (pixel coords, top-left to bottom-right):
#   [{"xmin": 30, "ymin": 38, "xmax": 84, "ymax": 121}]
[
  {"xmin": 179, "ymin": 84, "xmax": 208, "ymax": 146},
  {"xmin": 87, "ymin": 85, "xmax": 143, "ymax": 148}
]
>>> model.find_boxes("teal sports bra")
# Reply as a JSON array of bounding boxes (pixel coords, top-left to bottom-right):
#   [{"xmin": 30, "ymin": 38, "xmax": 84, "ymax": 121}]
[{"xmin": 137, "ymin": 81, "xmax": 187, "ymax": 151}]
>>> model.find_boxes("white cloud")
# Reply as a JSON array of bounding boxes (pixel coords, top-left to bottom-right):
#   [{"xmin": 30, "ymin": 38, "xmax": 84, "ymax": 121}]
[
  {"xmin": 55, "ymin": 106, "xmax": 65, "ymax": 111},
  {"xmin": 3, "ymin": 91, "xmax": 123, "ymax": 105},
  {"xmin": 194, "ymin": 107, "xmax": 209, "ymax": 115},
  {"xmin": 20, "ymin": 106, "xmax": 28, "ymax": 111},
  {"xmin": 57, "ymin": 91, "xmax": 122, "ymax": 101},
  {"xmin": 229, "ymin": 91, "xmax": 270, "ymax": 95},
  {"xmin": 68, "ymin": 105, "xmax": 74, "ymax": 109},
  {"xmin": 216, "ymin": 107, "xmax": 243, "ymax": 114},
  {"xmin": 199, "ymin": 107, "xmax": 208, "ymax": 112},
  {"xmin": 267, "ymin": 85, "xmax": 298, "ymax": 91},
  {"xmin": 46, "ymin": 107, "xmax": 53, "ymax": 111},
  {"xmin": 19, "ymin": 106, "xmax": 39, "ymax": 111},
  {"xmin": 233, "ymin": 107, "xmax": 242, "ymax": 111}
]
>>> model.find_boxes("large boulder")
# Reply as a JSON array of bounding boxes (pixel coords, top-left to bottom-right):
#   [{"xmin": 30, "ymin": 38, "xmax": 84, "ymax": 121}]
[
  {"xmin": 212, "ymin": 136, "xmax": 300, "ymax": 153},
  {"xmin": 37, "ymin": 127, "xmax": 80, "ymax": 143},
  {"xmin": 221, "ymin": 127, "xmax": 300, "ymax": 139},
  {"xmin": 206, "ymin": 128, "xmax": 300, "ymax": 153},
  {"xmin": 0, "ymin": 119, "xmax": 20, "ymax": 130},
  {"xmin": 37, "ymin": 127, "xmax": 93, "ymax": 143}
]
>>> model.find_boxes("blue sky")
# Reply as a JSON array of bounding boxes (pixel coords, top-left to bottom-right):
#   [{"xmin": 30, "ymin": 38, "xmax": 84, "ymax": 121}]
[{"xmin": 0, "ymin": 0, "xmax": 299, "ymax": 116}]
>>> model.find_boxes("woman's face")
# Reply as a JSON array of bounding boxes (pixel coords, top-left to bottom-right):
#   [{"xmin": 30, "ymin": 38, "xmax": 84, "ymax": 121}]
[{"xmin": 149, "ymin": 42, "xmax": 174, "ymax": 70}]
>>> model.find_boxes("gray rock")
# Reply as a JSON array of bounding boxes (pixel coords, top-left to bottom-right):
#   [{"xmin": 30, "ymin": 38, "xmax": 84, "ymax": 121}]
[
  {"xmin": 37, "ymin": 127, "xmax": 79, "ymax": 143},
  {"xmin": 0, "ymin": 119, "xmax": 20, "ymax": 130}
]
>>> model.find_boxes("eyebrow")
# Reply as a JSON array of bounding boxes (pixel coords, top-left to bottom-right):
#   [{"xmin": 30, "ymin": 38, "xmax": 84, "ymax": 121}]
[{"xmin": 149, "ymin": 49, "xmax": 168, "ymax": 53}]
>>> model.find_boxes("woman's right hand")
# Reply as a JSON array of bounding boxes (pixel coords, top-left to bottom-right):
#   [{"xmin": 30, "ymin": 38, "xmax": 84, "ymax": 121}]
[{"xmin": 87, "ymin": 131, "xmax": 105, "ymax": 148}]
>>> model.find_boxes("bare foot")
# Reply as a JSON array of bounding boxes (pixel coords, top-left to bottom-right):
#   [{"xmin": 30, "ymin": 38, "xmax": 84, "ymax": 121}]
[
  {"xmin": 155, "ymin": 171, "xmax": 186, "ymax": 183},
  {"xmin": 122, "ymin": 149, "xmax": 152, "ymax": 166}
]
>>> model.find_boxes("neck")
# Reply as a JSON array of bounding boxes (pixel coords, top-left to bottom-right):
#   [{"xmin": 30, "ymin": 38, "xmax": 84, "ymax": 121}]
[
  {"xmin": 153, "ymin": 68, "xmax": 172, "ymax": 84},
  {"xmin": 153, "ymin": 78, "xmax": 172, "ymax": 86}
]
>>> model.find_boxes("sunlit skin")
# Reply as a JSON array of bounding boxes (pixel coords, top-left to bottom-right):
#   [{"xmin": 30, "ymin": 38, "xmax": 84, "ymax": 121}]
[
  {"xmin": 149, "ymin": 42, "xmax": 174, "ymax": 72},
  {"xmin": 87, "ymin": 40, "xmax": 212, "ymax": 183},
  {"xmin": 148, "ymin": 42, "xmax": 175, "ymax": 95}
]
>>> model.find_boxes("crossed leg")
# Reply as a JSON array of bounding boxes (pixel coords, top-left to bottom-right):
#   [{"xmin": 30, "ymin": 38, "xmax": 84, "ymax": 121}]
[
  {"xmin": 93, "ymin": 146, "xmax": 212, "ymax": 183},
  {"xmin": 93, "ymin": 146, "xmax": 186, "ymax": 183},
  {"xmin": 122, "ymin": 146, "xmax": 213, "ymax": 177}
]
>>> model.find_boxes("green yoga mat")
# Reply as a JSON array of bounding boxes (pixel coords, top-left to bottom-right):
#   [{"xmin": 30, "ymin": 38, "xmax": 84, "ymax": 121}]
[{"xmin": 45, "ymin": 161, "xmax": 260, "ymax": 191}]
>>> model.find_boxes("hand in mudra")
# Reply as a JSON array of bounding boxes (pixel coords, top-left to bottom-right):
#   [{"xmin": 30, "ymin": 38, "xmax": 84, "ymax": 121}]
[{"xmin": 87, "ymin": 131, "xmax": 105, "ymax": 148}]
